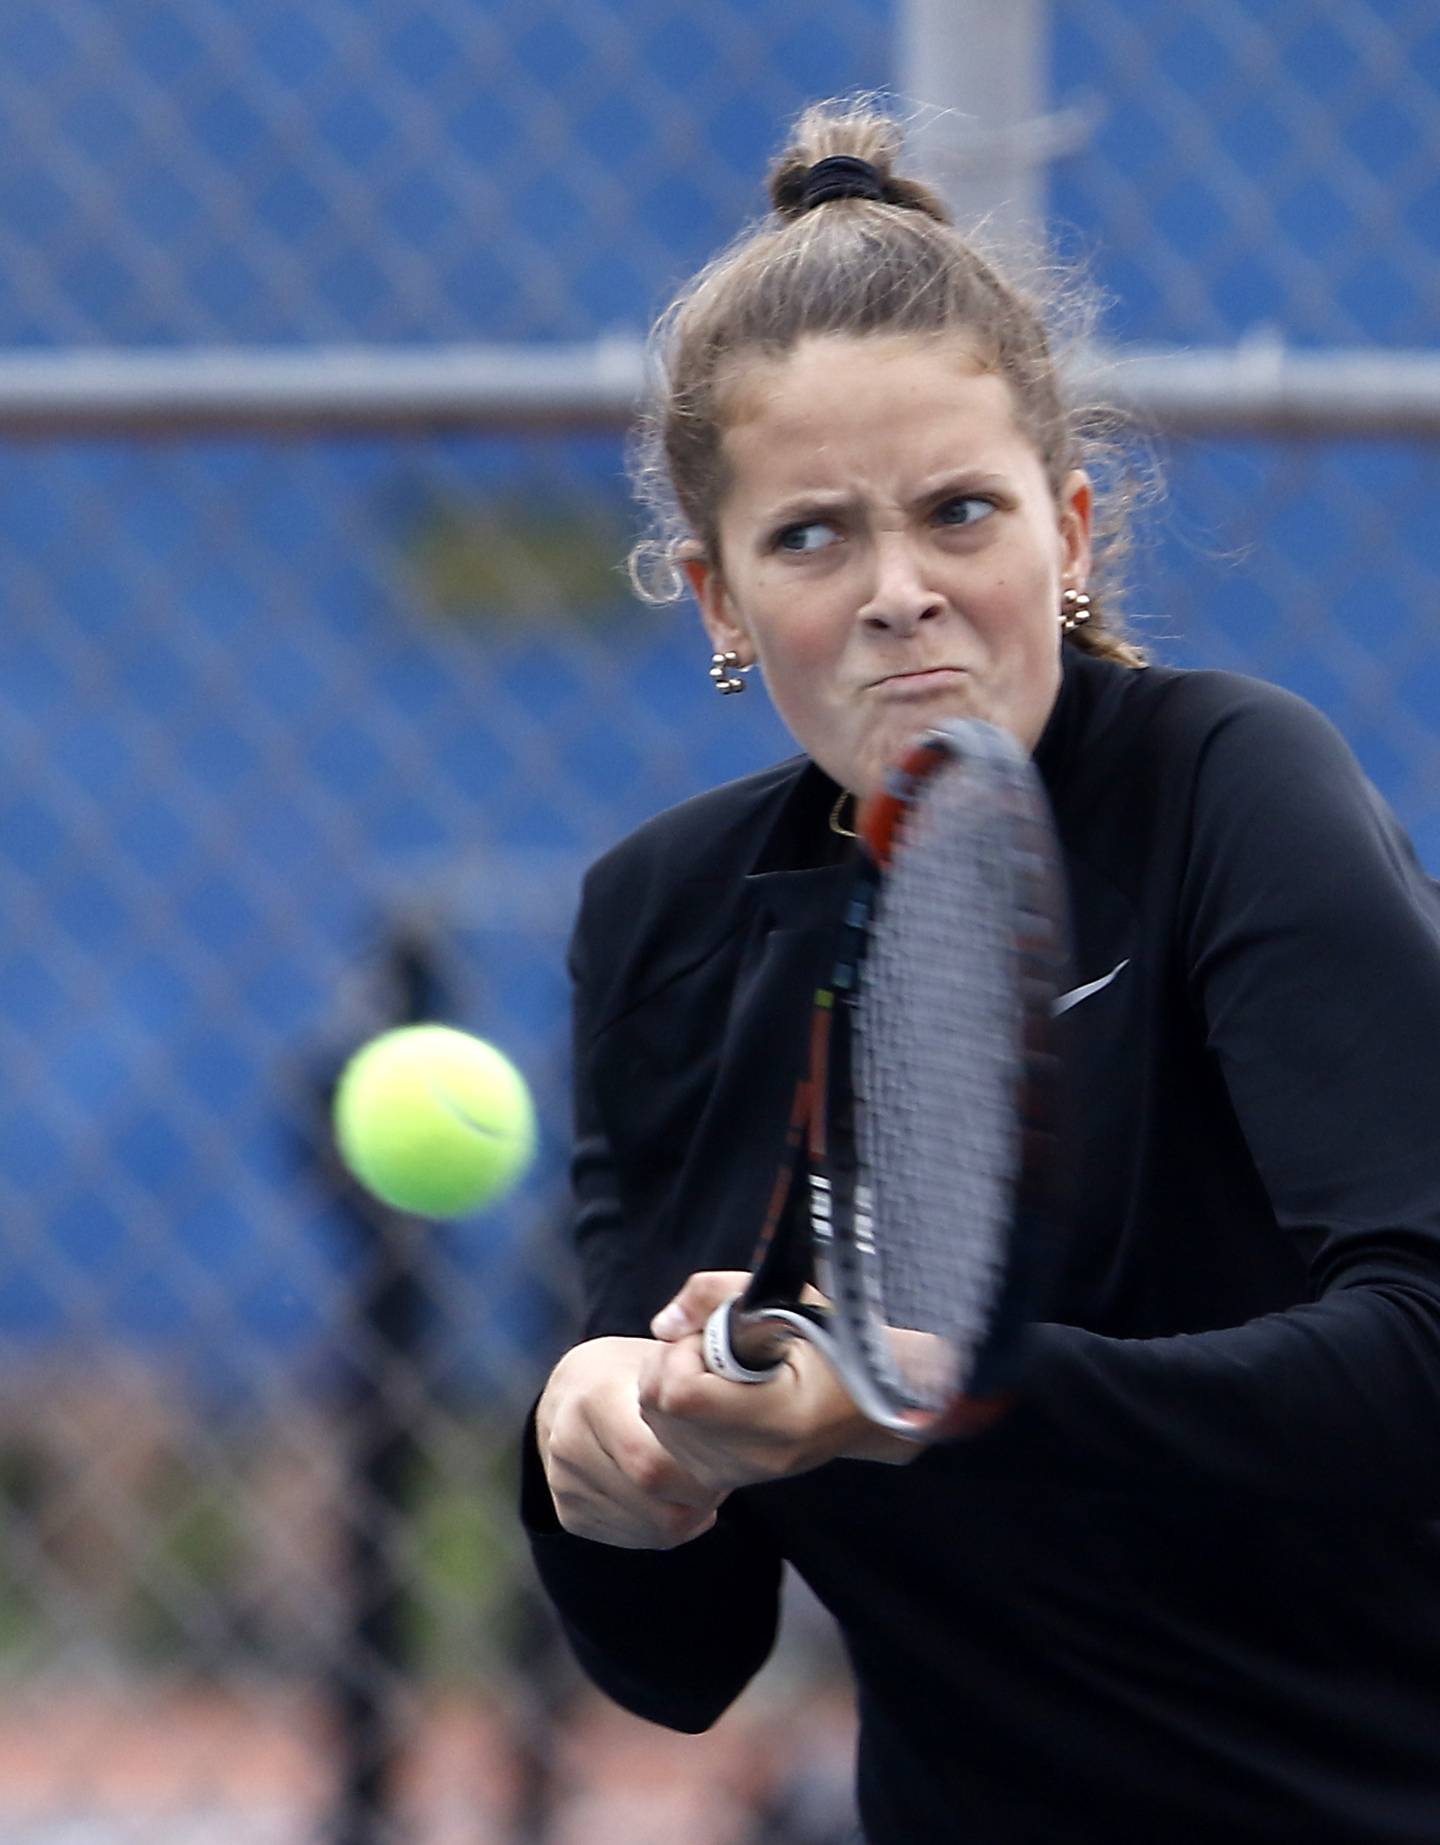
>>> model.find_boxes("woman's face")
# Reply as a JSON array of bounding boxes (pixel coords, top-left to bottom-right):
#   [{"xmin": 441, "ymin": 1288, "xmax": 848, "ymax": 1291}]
[{"xmin": 687, "ymin": 334, "xmax": 1093, "ymax": 798}]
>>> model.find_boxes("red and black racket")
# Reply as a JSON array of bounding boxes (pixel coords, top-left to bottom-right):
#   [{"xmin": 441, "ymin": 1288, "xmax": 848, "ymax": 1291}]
[{"xmin": 703, "ymin": 718, "xmax": 1069, "ymax": 1440}]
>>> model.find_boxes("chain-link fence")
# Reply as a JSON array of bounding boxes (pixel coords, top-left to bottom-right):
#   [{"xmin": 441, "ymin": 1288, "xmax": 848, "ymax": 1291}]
[{"xmin": 0, "ymin": 2, "xmax": 1435, "ymax": 1840}]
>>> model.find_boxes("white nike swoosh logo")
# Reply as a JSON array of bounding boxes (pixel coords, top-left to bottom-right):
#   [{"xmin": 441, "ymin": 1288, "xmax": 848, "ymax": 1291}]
[{"xmin": 1052, "ymin": 959, "xmax": 1130, "ymax": 1016}]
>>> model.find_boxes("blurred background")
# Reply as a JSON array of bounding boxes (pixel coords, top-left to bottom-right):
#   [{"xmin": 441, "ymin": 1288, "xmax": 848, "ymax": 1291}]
[{"xmin": 0, "ymin": 1, "xmax": 1435, "ymax": 1839}]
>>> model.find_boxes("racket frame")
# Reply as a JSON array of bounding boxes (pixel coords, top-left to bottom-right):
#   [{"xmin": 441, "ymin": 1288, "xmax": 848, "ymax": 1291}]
[{"xmin": 703, "ymin": 718, "xmax": 1068, "ymax": 1441}]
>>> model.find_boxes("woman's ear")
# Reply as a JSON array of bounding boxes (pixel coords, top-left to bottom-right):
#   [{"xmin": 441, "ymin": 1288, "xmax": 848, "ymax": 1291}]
[
  {"xmin": 683, "ymin": 553, "xmax": 752, "ymax": 666},
  {"xmin": 1058, "ymin": 469, "xmax": 1094, "ymax": 588}
]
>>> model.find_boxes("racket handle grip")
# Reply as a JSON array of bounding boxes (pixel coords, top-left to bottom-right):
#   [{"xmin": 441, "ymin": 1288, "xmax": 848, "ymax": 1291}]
[{"xmin": 702, "ymin": 1299, "xmax": 787, "ymax": 1384}]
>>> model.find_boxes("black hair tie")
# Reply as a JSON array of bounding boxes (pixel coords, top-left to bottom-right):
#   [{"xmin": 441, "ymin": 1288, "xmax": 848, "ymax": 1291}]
[{"xmin": 798, "ymin": 154, "xmax": 886, "ymax": 211}]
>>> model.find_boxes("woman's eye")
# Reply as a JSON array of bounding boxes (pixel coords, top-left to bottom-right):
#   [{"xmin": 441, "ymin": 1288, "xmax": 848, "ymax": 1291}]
[
  {"xmin": 775, "ymin": 520, "xmax": 838, "ymax": 554},
  {"xmin": 935, "ymin": 496, "xmax": 995, "ymax": 528}
]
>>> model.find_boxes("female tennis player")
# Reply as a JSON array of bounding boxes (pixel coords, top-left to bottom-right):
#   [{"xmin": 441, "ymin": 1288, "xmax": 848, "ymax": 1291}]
[{"xmin": 521, "ymin": 100, "xmax": 1440, "ymax": 1843}]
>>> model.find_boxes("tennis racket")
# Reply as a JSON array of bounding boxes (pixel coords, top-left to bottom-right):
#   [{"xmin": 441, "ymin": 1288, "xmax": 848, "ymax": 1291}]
[{"xmin": 702, "ymin": 717, "xmax": 1069, "ymax": 1441}]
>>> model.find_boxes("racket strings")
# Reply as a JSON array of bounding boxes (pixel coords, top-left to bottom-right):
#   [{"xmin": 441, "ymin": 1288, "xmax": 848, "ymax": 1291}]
[{"xmin": 856, "ymin": 762, "xmax": 1023, "ymax": 1404}]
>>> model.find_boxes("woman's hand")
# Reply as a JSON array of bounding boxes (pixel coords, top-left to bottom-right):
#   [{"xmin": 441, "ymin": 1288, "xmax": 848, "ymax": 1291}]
[
  {"xmin": 536, "ymin": 1336, "xmax": 729, "ymax": 1550},
  {"xmin": 640, "ymin": 1271, "xmax": 920, "ymax": 1488}
]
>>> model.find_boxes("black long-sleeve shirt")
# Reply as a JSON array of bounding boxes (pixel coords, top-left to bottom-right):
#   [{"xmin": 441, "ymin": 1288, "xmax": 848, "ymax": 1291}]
[{"xmin": 524, "ymin": 646, "xmax": 1440, "ymax": 1843}]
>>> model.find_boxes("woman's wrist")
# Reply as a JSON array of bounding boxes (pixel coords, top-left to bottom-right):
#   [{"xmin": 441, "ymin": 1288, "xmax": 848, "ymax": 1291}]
[{"xmin": 838, "ymin": 1419, "xmax": 923, "ymax": 1466}]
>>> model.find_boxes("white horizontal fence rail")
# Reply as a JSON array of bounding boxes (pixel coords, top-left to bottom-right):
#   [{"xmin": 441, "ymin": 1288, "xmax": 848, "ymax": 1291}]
[
  {"xmin": 0, "ymin": 341, "xmax": 1435, "ymax": 438},
  {"xmin": 1083, "ymin": 344, "xmax": 1440, "ymax": 440}
]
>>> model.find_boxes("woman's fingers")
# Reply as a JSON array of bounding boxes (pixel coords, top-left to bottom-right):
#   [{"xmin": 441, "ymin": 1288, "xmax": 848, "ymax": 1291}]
[
  {"xmin": 637, "ymin": 1330, "xmax": 866, "ymax": 1488},
  {"xmin": 649, "ymin": 1269, "xmax": 752, "ymax": 1340},
  {"xmin": 536, "ymin": 1336, "xmax": 727, "ymax": 1549}
]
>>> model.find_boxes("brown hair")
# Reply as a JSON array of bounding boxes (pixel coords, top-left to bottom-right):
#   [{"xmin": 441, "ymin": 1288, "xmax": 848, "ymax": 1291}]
[{"xmin": 629, "ymin": 99, "xmax": 1147, "ymax": 668}]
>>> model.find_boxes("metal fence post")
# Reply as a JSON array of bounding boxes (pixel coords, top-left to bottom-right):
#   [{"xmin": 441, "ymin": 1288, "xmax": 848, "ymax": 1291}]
[
  {"xmin": 323, "ymin": 933, "xmax": 452, "ymax": 1845},
  {"xmin": 897, "ymin": 0, "xmax": 1054, "ymax": 236}
]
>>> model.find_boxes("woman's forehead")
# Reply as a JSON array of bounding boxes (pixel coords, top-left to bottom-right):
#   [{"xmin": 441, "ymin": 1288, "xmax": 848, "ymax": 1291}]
[
  {"xmin": 718, "ymin": 329, "xmax": 993, "ymax": 423},
  {"xmin": 716, "ymin": 340, "xmax": 1029, "ymax": 492}
]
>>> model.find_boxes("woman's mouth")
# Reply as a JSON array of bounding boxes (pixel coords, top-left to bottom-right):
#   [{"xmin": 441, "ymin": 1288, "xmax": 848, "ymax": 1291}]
[{"xmin": 871, "ymin": 665, "xmax": 968, "ymax": 694}]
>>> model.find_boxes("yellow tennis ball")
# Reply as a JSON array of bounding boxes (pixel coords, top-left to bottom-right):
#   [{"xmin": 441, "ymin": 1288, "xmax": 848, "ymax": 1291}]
[{"xmin": 333, "ymin": 1024, "xmax": 537, "ymax": 1219}]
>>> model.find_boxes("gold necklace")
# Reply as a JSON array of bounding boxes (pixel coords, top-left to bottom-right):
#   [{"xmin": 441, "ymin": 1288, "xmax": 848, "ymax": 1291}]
[{"xmin": 829, "ymin": 790, "xmax": 857, "ymax": 839}]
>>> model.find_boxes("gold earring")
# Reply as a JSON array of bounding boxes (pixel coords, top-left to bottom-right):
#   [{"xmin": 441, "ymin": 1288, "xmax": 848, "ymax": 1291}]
[
  {"xmin": 1060, "ymin": 587, "xmax": 1092, "ymax": 632},
  {"xmin": 709, "ymin": 649, "xmax": 749, "ymax": 694}
]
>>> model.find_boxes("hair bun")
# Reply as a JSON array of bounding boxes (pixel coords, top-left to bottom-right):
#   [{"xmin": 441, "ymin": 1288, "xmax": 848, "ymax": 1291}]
[{"xmin": 767, "ymin": 102, "xmax": 951, "ymax": 226}]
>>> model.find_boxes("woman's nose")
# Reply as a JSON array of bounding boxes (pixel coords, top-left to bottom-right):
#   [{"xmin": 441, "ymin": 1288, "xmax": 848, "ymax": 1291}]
[{"xmin": 857, "ymin": 540, "xmax": 946, "ymax": 633}]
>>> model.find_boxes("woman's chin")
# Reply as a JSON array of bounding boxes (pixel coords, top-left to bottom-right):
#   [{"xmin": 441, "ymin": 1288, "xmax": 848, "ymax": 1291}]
[{"xmin": 863, "ymin": 706, "xmax": 983, "ymax": 790}]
